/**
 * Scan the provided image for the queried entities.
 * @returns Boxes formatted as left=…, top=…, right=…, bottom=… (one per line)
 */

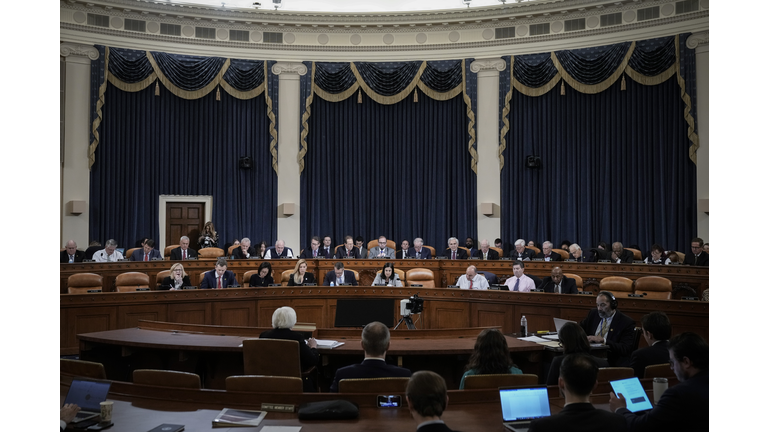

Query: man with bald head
left=540, top=267, right=578, bottom=294
left=472, top=239, right=500, bottom=260
left=610, top=242, right=634, bottom=264
left=264, top=239, right=294, bottom=259
left=61, top=240, right=85, bottom=263
left=456, top=265, right=489, bottom=290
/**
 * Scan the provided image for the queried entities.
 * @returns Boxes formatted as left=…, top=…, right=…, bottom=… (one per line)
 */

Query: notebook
left=63, top=379, right=112, bottom=424
left=610, top=377, right=653, bottom=413
left=500, top=386, right=551, bottom=431
left=541, top=318, right=576, bottom=340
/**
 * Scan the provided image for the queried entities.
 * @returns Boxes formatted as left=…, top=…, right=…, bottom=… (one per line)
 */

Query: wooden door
left=166, top=202, right=204, bottom=247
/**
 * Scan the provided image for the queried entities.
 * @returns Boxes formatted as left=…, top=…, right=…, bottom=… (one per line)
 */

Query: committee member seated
left=170, top=236, right=198, bottom=260
left=287, top=259, right=315, bottom=286
left=200, top=258, right=239, bottom=289
left=300, top=236, right=323, bottom=259
left=323, top=262, right=358, bottom=286
left=472, top=239, right=499, bottom=260
left=264, top=240, right=294, bottom=259
left=459, top=328, right=522, bottom=389
left=644, top=244, right=670, bottom=265
left=335, top=236, right=361, bottom=259
left=160, top=263, right=192, bottom=290
left=260, top=306, right=319, bottom=392
left=509, top=239, right=535, bottom=261
left=443, top=237, right=468, bottom=260
left=372, top=262, right=402, bottom=286
left=568, top=243, right=591, bottom=262
left=610, top=332, right=709, bottom=432
left=232, top=237, right=257, bottom=259
left=609, top=242, right=634, bottom=264
left=249, top=261, right=274, bottom=287
left=408, top=238, right=432, bottom=259
left=320, top=235, right=334, bottom=258
left=682, top=237, right=709, bottom=266
left=397, top=239, right=411, bottom=259
left=355, top=236, right=368, bottom=260
left=540, top=267, right=578, bottom=294
left=92, top=239, right=124, bottom=262
left=130, top=238, right=162, bottom=261
left=61, top=240, right=85, bottom=263
left=503, top=260, right=535, bottom=292
left=406, top=371, right=456, bottom=432
left=84, top=241, right=102, bottom=260
left=532, top=353, right=627, bottom=432
left=368, top=236, right=395, bottom=259
left=457, top=265, right=489, bottom=290
left=579, top=291, right=635, bottom=367
left=545, top=322, right=609, bottom=385
left=536, top=241, right=562, bottom=261
left=329, top=321, right=411, bottom=392
left=630, top=311, right=671, bottom=377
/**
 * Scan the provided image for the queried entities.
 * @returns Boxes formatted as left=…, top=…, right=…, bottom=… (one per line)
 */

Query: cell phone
left=86, top=422, right=114, bottom=430
left=377, top=395, right=402, bottom=408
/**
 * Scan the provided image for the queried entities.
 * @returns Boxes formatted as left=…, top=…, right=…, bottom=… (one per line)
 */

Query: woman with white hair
left=259, top=306, right=319, bottom=389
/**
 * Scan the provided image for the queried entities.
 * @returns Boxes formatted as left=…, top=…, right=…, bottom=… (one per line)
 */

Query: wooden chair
left=164, top=244, right=178, bottom=260
left=226, top=244, right=240, bottom=257
left=225, top=375, right=303, bottom=393
left=375, top=269, right=406, bottom=283
left=599, top=276, right=633, bottom=296
left=406, top=268, right=435, bottom=287
left=633, top=276, right=672, bottom=300
left=281, top=269, right=293, bottom=286
left=626, top=248, right=643, bottom=261
left=367, top=239, right=396, bottom=251
left=338, top=377, right=411, bottom=393
left=490, top=247, right=504, bottom=258
left=458, top=246, right=470, bottom=256
left=67, top=273, right=103, bottom=294
left=423, top=245, right=436, bottom=258
left=60, top=359, right=106, bottom=379
left=155, top=270, right=171, bottom=288
left=198, top=270, right=211, bottom=286
left=668, top=251, right=685, bottom=263
left=596, top=367, right=634, bottom=382
left=132, top=369, right=201, bottom=389
left=552, top=248, right=570, bottom=260
left=643, top=363, right=675, bottom=379
left=243, top=270, right=258, bottom=287
left=115, top=272, right=150, bottom=292
left=462, top=373, right=538, bottom=390
left=526, top=246, right=540, bottom=255
left=198, top=247, right=225, bottom=259
left=242, top=339, right=301, bottom=378
left=125, top=247, right=140, bottom=259
left=564, top=273, right=583, bottom=291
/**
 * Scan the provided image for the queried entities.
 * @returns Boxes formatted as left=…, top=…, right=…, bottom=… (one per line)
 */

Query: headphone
left=598, top=290, right=618, bottom=309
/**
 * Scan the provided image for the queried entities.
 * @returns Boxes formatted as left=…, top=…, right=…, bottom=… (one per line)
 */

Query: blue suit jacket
left=407, top=247, right=432, bottom=259
left=200, top=270, right=239, bottom=289
left=129, top=249, right=163, bottom=261
left=323, top=270, right=358, bottom=286
left=330, top=359, right=411, bottom=392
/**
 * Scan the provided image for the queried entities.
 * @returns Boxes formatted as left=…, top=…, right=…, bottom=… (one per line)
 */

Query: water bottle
left=330, top=281, right=335, bottom=287
left=520, top=315, right=528, bottom=336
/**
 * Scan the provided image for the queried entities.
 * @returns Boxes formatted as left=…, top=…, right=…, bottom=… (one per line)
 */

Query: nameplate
left=436, top=256, right=447, bottom=260
left=579, top=291, right=593, bottom=295
left=260, top=403, right=295, bottom=413
left=469, top=257, right=480, bottom=260
left=339, top=283, right=352, bottom=286
left=268, top=283, right=282, bottom=287
left=374, top=284, right=386, bottom=286
left=627, top=293, right=643, bottom=298
left=186, top=257, right=197, bottom=260
left=86, top=289, right=102, bottom=293
left=118, top=259, right=129, bottom=262
left=565, top=259, right=576, bottom=262
left=531, top=289, right=544, bottom=292
left=411, top=284, right=423, bottom=287
left=532, top=258, right=544, bottom=261
left=500, top=257, right=511, bottom=261
left=249, top=257, right=259, bottom=259
left=598, top=259, right=611, bottom=263
left=151, top=257, right=162, bottom=261
left=447, top=285, right=459, bottom=289
left=182, top=286, right=197, bottom=290
left=136, top=288, right=150, bottom=292
left=489, top=285, right=500, bottom=290
left=682, top=296, right=699, bottom=301
left=668, top=262, right=681, bottom=265
left=304, top=283, right=317, bottom=286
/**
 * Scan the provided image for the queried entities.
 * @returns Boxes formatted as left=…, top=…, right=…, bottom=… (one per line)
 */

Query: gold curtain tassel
left=560, top=79, right=565, bottom=96
left=357, top=88, right=362, bottom=104
left=216, top=85, right=221, bottom=101
left=154, top=79, right=160, bottom=96
left=413, top=88, right=419, bottom=103
left=621, top=73, right=626, bottom=91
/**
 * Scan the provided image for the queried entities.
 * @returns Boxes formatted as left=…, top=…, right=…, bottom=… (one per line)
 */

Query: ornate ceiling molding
left=60, top=42, right=100, bottom=59
left=272, top=62, right=308, bottom=76
left=685, top=30, right=708, bottom=49
left=470, top=58, right=507, bottom=73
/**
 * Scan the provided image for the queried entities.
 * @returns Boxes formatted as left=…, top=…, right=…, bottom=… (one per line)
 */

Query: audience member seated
left=457, top=265, right=489, bottom=290
left=459, top=328, right=522, bottom=389
left=472, top=239, right=499, bottom=260
left=264, top=239, right=294, bottom=259
left=644, top=244, right=670, bottom=265
left=330, top=321, right=411, bottom=392
left=630, top=311, right=671, bottom=378
left=546, top=322, right=609, bottom=385
left=129, top=238, right=162, bottom=261
left=503, top=261, right=535, bottom=292
left=536, top=241, right=562, bottom=261
left=200, top=258, right=239, bottom=289
left=682, top=237, right=709, bottom=266
left=540, top=266, right=578, bottom=294
left=355, top=236, right=368, bottom=260
left=287, top=259, right=315, bottom=286
left=170, top=236, right=198, bottom=260
left=703, top=242, right=709, bottom=253
left=299, top=236, right=323, bottom=259
left=323, top=262, right=358, bottom=286
left=256, top=240, right=268, bottom=258
left=532, top=353, right=627, bottom=432
left=84, top=241, right=102, bottom=260
left=320, top=236, right=334, bottom=258
left=160, top=263, right=192, bottom=290
left=609, top=242, right=634, bottom=264
left=92, top=239, right=124, bottom=262
left=610, top=332, right=709, bottom=431
left=408, top=238, right=433, bottom=259
left=407, top=371, right=456, bottom=432
left=373, top=262, right=403, bottom=287
left=568, top=243, right=591, bottom=262
left=335, top=236, right=361, bottom=259
left=465, top=237, right=477, bottom=257
left=232, top=237, right=257, bottom=259
left=560, top=240, right=572, bottom=252
left=198, top=221, right=218, bottom=249
left=61, top=240, right=85, bottom=263
left=443, top=237, right=468, bottom=260
left=509, top=239, right=535, bottom=261
left=397, top=239, right=411, bottom=259
left=249, top=261, right=274, bottom=287
left=260, top=306, right=319, bottom=391
left=368, top=236, right=396, bottom=258
left=579, top=291, right=635, bottom=367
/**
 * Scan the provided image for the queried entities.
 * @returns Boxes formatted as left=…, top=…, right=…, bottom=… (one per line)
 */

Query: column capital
left=686, top=31, right=709, bottom=53
left=470, top=58, right=506, bottom=74
left=271, top=62, right=308, bottom=76
left=60, top=42, right=100, bottom=61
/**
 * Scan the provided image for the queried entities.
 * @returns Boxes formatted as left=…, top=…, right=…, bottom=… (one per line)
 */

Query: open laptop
left=63, top=379, right=112, bottom=424
left=499, top=386, right=551, bottom=431
left=541, top=318, right=576, bottom=340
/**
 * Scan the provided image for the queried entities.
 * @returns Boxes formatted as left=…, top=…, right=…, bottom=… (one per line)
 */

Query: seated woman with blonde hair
left=160, top=263, right=192, bottom=290
left=287, top=259, right=315, bottom=286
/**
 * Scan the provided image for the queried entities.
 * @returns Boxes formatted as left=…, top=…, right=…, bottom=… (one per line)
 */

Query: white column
left=60, top=43, right=98, bottom=249
left=470, top=58, right=506, bottom=243
left=687, top=31, right=709, bottom=242
left=272, top=62, right=308, bottom=251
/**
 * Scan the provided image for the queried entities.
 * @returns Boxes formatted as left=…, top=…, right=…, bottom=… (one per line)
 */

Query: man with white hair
left=472, top=239, right=499, bottom=260
left=568, top=243, right=591, bottom=262
left=456, top=265, right=489, bottom=290
left=264, top=239, right=294, bottom=259
left=443, top=237, right=468, bottom=260
left=509, top=239, right=535, bottom=261
left=259, top=306, right=319, bottom=391
left=408, top=238, right=432, bottom=259
left=61, top=240, right=85, bottom=263
left=92, top=239, right=124, bottom=262
left=536, top=241, right=562, bottom=261
left=170, top=236, right=198, bottom=260
left=232, top=237, right=257, bottom=259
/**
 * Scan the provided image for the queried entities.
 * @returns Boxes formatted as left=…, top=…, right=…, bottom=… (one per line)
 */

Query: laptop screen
left=499, top=387, right=551, bottom=422
left=609, top=377, right=653, bottom=413
left=63, top=379, right=112, bottom=412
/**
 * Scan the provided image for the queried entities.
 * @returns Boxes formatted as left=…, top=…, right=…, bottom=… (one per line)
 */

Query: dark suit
left=579, top=309, right=636, bottom=367
left=323, top=270, right=358, bottom=286
left=129, top=249, right=163, bottom=261
left=200, top=270, right=239, bottom=289
left=617, top=371, right=708, bottom=432
left=545, top=354, right=609, bottom=385
left=610, top=250, right=634, bottom=264
left=249, top=274, right=274, bottom=287
left=396, top=249, right=410, bottom=259
left=259, top=328, right=319, bottom=373
left=539, top=276, right=578, bottom=294
left=320, top=247, right=334, bottom=258
left=300, top=248, right=324, bottom=259
left=232, top=246, right=257, bottom=259
left=529, top=403, right=627, bottom=432
left=287, top=273, right=316, bottom=286
left=408, top=247, right=432, bottom=259
left=535, top=252, right=562, bottom=261
left=170, top=247, right=198, bottom=261
left=329, top=359, right=411, bottom=392
left=568, top=253, right=593, bottom=263
left=84, top=246, right=101, bottom=260
left=630, top=340, right=669, bottom=378
left=335, top=246, right=360, bottom=259
left=443, top=248, right=469, bottom=260
left=60, top=250, right=85, bottom=263
left=471, top=248, right=499, bottom=260
left=682, top=251, right=708, bottom=267
left=509, top=248, right=536, bottom=261
left=160, top=275, right=192, bottom=290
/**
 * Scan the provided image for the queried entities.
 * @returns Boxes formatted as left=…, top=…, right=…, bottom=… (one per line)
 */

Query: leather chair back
left=405, top=268, right=434, bottom=287
left=67, top=273, right=103, bottom=294
left=634, top=276, right=672, bottom=299
left=133, top=369, right=201, bottom=389
left=626, top=248, right=643, bottom=261
left=366, top=239, right=396, bottom=251
left=125, top=247, right=140, bottom=259
left=527, top=246, right=540, bottom=255
left=338, top=377, right=411, bottom=393
left=597, top=367, right=634, bottom=382
left=243, top=339, right=301, bottom=378
left=60, top=359, right=106, bottom=379
left=490, top=247, right=504, bottom=257
left=164, top=245, right=178, bottom=260
left=599, top=276, right=633, bottom=294
left=281, top=269, right=293, bottom=286
left=155, top=270, right=171, bottom=288
left=227, top=244, right=240, bottom=257
left=552, top=248, right=569, bottom=260
left=462, top=373, right=538, bottom=390
left=423, top=245, right=436, bottom=258
left=225, top=375, right=303, bottom=393
left=198, top=247, right=225, bottom=259
left=643, top=363, right=675, bottom=379
left=564, top=273, right=583, bottom=291
left=115, top=272, right=150, bottom=292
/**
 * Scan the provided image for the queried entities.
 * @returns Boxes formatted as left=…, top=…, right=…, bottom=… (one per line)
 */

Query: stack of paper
left=212, top=408, right=267, bottom=428
left=314, top=339, right=345, bottom=349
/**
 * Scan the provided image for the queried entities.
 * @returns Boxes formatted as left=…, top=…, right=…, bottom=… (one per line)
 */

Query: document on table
left=518, top=336, right=552, bottom=343
left=261, top=427, right=302, bottom=432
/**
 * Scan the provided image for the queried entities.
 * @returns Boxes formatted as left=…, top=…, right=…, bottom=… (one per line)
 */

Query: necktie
left=513, top=278, right=520, bottom=291
left=69, top=255, right=74, bottom=263
left=217, top=276, right=222, bottom=289
left=325, top=248, right=329, bottom=256
left=417, top=251, right=421, bottom=259
left=469, top=278, right=473, bottom=290
left=599, top=319, right=608, bottom=338
left=313, top=249, right=317, bottom=258
left=144, top=252, right=149, bottom=262
left=694, top=255, right=698, bottom=265
left=556, top=283, right=561, bottom=294
left=483, top=252, right=487, bottom=260
left=183, top=250, right=187, bottom=260
left=452, top=251, right=456, bottom=260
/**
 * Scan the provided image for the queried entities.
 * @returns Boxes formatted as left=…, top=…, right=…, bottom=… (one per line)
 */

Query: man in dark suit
left=536, top=241, right=562, bottom=261
left=610, top=242, right=634, bottom=264
left=630, top=311, right=671, bottom=377
left=472, top=239, right=499, bottom=260
left=530, top=353, right=627, bottom=432
left=232, top=237, right=257, bottom=259
left=200, top=258, right=239, bottom=288
left=682, top=237, right=709, bottom=266
left=329, top=321, right=411, bottom=392
left=397, top=239, right=411, bottom=259
left=509, top=239, right=536, bottom=261
left=408, top=238, right=432, bottom=259
left=323, top=262, right=358, bottom=286
left=300, top=236, right=324, bottom=259
left=540, top=267, right=578, bottom=294
left=611, top=332, right=709, bottom=432
left=335, top=236, right=360, bottom=259
left=129, top=239, right=163, bottom=261
left=319, top=235, right=334, bottom=258
left=568, top=243, right=592, bottom=262
left=580, top=291, right=636, bottom=367
left=170, top=236, right=198, bottom=260
left=443, top=237, right=468, bottom=260
left=61, top=240, right=85, bottom=263
left=407, top=371, right=456, bottom=432
left=465, top=237, right=477, bottom=258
